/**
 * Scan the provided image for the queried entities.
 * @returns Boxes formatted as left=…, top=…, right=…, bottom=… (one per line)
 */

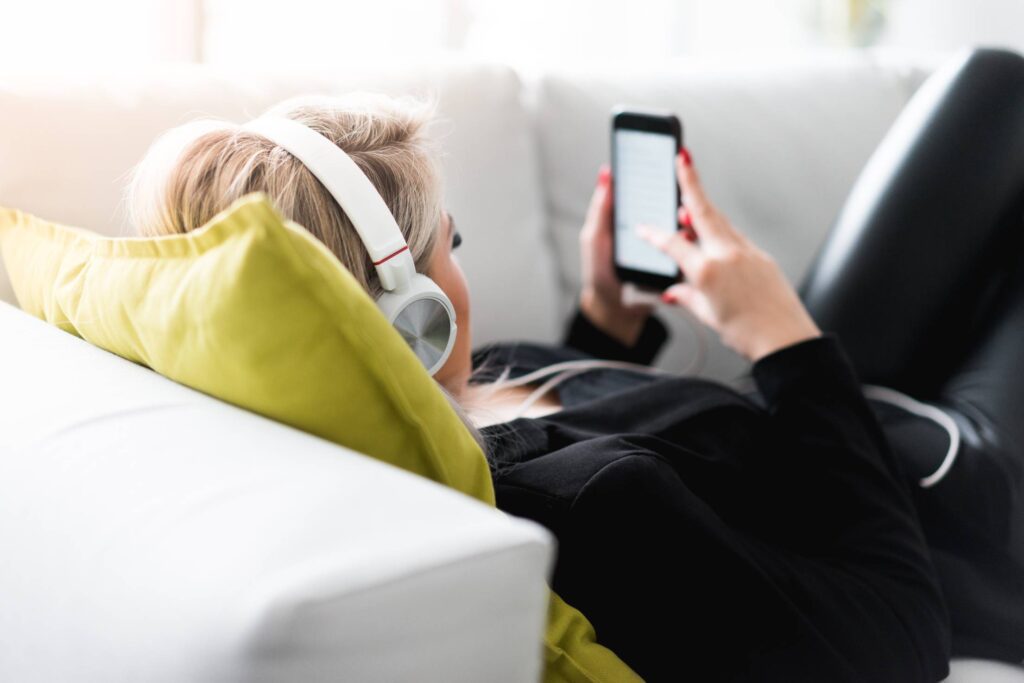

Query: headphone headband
left=241, top=113, right=457, bottom=376
left=241, top=116, right=415, bottom=291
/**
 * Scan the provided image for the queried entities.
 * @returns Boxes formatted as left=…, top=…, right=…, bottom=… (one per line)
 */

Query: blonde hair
left=122, top=92, right=494, bottom=454
left=126, top=93, right=441, bottom=299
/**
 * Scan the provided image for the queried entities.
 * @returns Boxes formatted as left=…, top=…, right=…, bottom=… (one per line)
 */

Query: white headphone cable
left=860, top=384, right=961, bottom=489
left=504, top=304, right=709, bottom=419
left=509, top=368, right=592, bottom=420
left=498, top=332, right=961, bottom=489
left=501, top=358, right=675, bottom=390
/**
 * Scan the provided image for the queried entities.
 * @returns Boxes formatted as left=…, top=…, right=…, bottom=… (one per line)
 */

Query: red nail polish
left=679, top=207, right=692, bottom=228
left=597, top=165, right=611, bottom=185
left=680, top=147, right=692, bottom=167
left=660, top=291, right=676, bottom=303
left=684, top=226, right=698, bottom=242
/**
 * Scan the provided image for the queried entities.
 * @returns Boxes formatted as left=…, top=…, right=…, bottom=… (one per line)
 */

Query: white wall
left=882, top=0, right=1024, bottom=53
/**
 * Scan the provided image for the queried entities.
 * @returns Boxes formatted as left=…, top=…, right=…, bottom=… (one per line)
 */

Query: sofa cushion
left=0, top=193, right=496, bottom=503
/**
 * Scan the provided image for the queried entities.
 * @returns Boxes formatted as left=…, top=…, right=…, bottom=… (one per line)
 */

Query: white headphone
left=241, top=116, right=458, bottom=376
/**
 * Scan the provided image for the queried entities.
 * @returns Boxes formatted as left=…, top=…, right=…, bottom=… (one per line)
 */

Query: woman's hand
left=579, top=164, right=653, bottom=346
left=637, top=150, right=821, bottom=362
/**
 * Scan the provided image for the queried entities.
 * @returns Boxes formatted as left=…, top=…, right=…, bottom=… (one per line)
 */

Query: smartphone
left=611, top=107, right=683, bottom=290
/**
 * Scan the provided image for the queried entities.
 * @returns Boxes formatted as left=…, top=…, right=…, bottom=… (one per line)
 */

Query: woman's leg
left=924, top=262, right=1024, bottom=661
left=799, top=45, right=1024, bottom=539
left=799, top=47, right=1024, bottom=396
left=798, top=47, right=1024, bottom=660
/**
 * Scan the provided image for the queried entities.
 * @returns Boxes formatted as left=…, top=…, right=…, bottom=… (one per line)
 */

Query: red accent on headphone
left=372, top=245, right=409, bottom=266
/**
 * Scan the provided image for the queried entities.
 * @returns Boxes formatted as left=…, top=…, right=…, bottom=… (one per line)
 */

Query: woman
left=126, top=48, right=1024, bottom=681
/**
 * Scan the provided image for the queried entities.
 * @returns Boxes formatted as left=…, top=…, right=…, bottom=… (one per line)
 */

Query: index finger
left=676, top=151, right=712, bottom=220
left=585, top=164, right=606, bottom=222
left=676, top=151, right=740, bottom=246
left=635, top=223, right=702, bottom=277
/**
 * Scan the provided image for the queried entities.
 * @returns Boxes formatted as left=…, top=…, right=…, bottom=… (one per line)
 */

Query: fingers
left=660, top=282, right=693, bottom=306
left=635, top=223, right=701, bottom=276
left=675, top=149, right=742, bottom=247
left=677, top=206, right=697, bottom=242
left=660, top=282, right=716, bottom=330
left=676, top=150, right=712, bottom=222
left=582, top=164, right=612, bottom=236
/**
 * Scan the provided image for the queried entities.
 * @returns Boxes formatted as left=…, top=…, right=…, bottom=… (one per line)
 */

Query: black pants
left=799, top=47, right=1024, bottom=661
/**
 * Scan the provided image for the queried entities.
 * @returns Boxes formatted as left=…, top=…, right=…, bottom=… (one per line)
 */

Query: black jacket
left=471, top=310, right=951, bottom=683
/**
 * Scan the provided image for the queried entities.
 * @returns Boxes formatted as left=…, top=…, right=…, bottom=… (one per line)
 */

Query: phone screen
left=613, top=128, right=678, bottom=277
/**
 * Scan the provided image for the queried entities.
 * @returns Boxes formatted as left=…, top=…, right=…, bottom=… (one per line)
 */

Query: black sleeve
left=561, top=306, right=669, bottom=365
left=750, top=332, right=951, bottom=682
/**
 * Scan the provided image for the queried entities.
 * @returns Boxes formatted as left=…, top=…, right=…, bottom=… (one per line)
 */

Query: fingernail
left=680, top=147, right=692, bottom=167
left=597, top=164, right=611, bottom=185
left=679, top=207, right=692, bottom=228
left=684, top=226, right=698, bottom=242
left=660, top=291, right=676, bottom=303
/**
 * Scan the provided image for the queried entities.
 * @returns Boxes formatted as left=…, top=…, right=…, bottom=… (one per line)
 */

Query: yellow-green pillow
left=0, top=193, right=641, bottom=683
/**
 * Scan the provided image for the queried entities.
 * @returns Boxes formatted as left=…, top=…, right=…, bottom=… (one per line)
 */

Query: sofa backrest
left=0, top=302, right=553, bottom=682
left=0, top=54, right=938, bottom=382
left=0, top=61, right=562, bottom=347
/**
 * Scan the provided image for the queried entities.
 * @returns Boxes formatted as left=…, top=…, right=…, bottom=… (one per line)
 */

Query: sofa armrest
left=0, top=302, right=554, bottom=682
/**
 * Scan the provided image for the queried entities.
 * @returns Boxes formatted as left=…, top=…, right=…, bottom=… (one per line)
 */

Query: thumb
left=595, top=166, right=613, bottom=231
left=584, top=164, right=612, bottom=229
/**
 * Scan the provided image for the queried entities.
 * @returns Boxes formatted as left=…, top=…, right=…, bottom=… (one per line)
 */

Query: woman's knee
left=930, top=48, right=1024, bottom=150
left=959, top=47, right=1024, bottom=86
left=920, top=46, right=1024, bottom=140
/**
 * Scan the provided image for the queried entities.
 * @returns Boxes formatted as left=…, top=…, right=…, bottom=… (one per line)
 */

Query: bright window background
left=0, top=0, right=202, bottom=66
left=0, top=0, right=1020, bottom=70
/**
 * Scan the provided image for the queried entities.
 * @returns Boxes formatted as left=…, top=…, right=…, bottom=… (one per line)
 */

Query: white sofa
left=1, top=51, right=1021, bottom=681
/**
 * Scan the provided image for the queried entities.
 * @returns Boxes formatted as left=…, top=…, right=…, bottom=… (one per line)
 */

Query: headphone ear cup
left=376, top=274, right=457, bottom=376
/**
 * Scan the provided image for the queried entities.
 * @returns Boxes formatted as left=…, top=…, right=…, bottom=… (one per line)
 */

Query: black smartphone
left=611, top=107, right=684, bottom=290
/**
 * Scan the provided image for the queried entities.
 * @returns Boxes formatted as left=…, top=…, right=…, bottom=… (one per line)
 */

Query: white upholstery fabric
left=0, top=55, right=937, bottom=376
left=0, top=303, right=553, bottom=683
left=946, top=660, right=1024, bottom=682
left=0, top=61, right=561, bottom=346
